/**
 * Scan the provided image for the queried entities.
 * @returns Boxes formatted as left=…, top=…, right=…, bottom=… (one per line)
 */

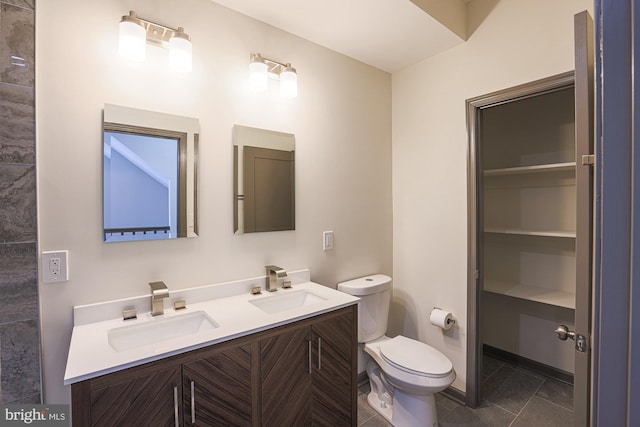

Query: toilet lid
left=379, top=336, right=453, bottom=377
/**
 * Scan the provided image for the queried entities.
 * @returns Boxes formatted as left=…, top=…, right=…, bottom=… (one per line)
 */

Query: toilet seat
left=378, top=336, right=453, bottom=378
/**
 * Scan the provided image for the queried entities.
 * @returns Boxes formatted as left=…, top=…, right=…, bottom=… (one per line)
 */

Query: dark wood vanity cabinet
left=310, top=310, right=354, bottom=426
left=71, top=305, right=357, bottom=427
left=182, top=342, right=256, bottom=426
left=261, top=322, right=313, bottom=425
left=71, top=361, right=182, bottom=426
left=260, top=308, right=355, bottom=426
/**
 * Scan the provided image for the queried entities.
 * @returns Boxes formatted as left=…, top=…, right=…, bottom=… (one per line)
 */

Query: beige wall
left=391, top=0, right=592, bottom=392
left=36, top=0, right=392, bottom=403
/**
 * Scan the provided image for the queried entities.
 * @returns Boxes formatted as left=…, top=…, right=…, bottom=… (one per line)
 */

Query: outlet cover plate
left=42, top=250, right=69, bottom=283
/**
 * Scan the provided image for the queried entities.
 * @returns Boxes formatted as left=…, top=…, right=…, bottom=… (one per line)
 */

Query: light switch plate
left=42, top=250, right=69, bottom=283
left=323, top=231, right=334, bottom=251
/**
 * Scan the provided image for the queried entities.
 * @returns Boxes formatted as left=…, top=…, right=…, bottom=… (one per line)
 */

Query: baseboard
left=440, top=386, right=466, bottom=405
left=483, top=344, right=574, bottom=385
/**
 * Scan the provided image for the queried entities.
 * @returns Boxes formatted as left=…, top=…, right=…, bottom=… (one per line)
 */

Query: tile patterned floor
left=357, top=355, right=574, bottom=427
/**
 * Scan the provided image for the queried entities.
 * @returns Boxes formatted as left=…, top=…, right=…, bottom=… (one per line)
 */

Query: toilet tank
left=337, top=275, right=392, bottom=343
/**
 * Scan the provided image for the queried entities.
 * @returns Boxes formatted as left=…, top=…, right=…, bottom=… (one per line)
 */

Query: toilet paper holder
left=430, top=307, right=456, bottom=329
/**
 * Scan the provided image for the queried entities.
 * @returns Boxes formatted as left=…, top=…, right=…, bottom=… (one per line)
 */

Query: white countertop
left=64, top=271, right=359, bottom=385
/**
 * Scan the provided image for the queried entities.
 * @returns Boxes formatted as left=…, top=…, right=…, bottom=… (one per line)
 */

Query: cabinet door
left=261, top=324, right=312, bottom=426
left=79, top=364, right=182, bottom=427
left=183, top=343, right=255, bottom=426
left=311, top=310, right=356, bottom=427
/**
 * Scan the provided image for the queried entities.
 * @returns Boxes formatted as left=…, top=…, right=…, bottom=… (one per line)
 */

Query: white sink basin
left=108, top=311, right=218, bottom=352
left=250, top=290, right=327, bottom=314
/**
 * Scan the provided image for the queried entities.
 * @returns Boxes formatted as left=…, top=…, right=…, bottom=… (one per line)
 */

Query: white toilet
left=338, top=275, right=455, bottom=427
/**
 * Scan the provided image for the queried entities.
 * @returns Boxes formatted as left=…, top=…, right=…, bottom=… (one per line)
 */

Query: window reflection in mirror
left=233, top=125, right=295, bottom=234
left=103, top=104, right=199, bottom=242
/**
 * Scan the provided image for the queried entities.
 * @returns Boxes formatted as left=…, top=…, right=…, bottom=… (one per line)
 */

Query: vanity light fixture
left=118, top=11, right=192, bottom=72
left=249, top=53, right=298, bottom=98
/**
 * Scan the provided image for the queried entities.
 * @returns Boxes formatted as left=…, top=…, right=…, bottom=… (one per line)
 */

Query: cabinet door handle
left=318, top=337, right=322, bottom=371
left=191, top=380, right=196, bottom=424
left=308, top=340, right=313, bottom=374
left=173, top=386, right=179, bottom=427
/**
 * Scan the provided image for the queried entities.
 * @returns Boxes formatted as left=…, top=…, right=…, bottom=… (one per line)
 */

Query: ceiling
left=210, top=0, right=469, bottom=73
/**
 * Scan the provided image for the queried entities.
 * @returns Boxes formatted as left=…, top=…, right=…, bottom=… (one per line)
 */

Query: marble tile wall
left=0, top=0, right=40, bottom=405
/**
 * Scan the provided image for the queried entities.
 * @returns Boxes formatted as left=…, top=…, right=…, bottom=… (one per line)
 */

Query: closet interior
left=479, top=83, right=577, bottom=376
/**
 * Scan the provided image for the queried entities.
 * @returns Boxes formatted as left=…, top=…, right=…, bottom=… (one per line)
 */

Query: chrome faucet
left=149, top=281, right=169, bottom=316
left=265, top=265, right=287, bottom=292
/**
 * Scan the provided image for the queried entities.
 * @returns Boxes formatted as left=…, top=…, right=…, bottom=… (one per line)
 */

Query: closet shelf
left=483, top=162, right=576, bottom=176
left=484, top=280, right=575, bottom=309
left=484, top=227, right=576, bottom=238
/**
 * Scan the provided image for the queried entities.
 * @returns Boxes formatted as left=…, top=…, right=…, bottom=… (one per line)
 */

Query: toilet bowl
left=337, top=275, right=455, bottom=427
left=364, top=336, right=455, bottom=426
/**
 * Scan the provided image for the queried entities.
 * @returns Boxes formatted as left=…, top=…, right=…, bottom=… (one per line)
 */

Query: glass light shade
left=279, top=67, right=297, bottom=98
left=119, top=19, right=146, bottom=62
left=249, top=60, right=268, bottom=92
left=169, top=33, right=192, bottom=72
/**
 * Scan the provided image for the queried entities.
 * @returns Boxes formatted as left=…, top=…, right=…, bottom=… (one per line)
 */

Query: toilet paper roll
left=430, top=308, right=455, bottom=330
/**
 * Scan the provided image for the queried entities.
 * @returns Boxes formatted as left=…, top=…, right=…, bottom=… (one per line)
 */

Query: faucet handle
left=149, top=281, right=169, bottom=298
left=123, top=307, right=137, bottom=321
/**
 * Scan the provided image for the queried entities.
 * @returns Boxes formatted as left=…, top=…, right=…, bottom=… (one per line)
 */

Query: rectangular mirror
left=233, top=125, right=295, bottom=234
left=103, top=104, right=199, bottom=242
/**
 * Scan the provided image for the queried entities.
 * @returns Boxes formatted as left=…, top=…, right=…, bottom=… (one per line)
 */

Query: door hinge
left=581, top=154, right=595, bottom=165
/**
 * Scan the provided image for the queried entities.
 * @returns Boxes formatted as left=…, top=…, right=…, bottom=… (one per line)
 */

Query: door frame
left=465, top=72, right=576, bottom=408
left=591, top=0, right=640, bottom=425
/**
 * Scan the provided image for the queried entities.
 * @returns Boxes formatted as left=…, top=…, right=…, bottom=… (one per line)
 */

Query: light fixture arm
left=250, top=53, right=294, bottom=79
left=122, top=11, right=189, bottom=47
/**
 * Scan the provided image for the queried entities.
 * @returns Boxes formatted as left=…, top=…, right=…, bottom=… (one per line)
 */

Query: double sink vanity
left=94, top=103, right=350, bottom=425
left=65, top=269, right=359, bottom=426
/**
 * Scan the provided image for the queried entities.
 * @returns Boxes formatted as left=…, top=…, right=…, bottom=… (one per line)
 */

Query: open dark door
left=243, top=146, right=295, bottom=233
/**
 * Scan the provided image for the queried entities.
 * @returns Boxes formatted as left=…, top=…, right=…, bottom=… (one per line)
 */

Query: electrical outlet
left=42, top=250, right=69, bottom=283
left=49, top=257, right=61, bottom=276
